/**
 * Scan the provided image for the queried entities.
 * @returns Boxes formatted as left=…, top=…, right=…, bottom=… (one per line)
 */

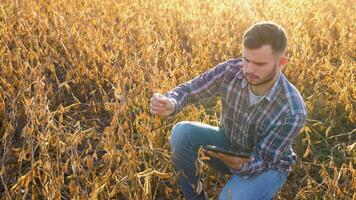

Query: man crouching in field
left=150, top=21, right=307, bottom=200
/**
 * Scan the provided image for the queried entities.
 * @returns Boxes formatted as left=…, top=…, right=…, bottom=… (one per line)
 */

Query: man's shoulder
left=218, top=58, right=244, bottom=79
left=279, top=75, right=308, bottom=117
left=224, top=58, right=243, bottom=66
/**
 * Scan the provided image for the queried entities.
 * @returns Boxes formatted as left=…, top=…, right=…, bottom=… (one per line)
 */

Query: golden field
left=0, top=0, right=355, bottom=199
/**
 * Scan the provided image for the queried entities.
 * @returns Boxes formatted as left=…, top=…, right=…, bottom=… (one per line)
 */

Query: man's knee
left=170, top=121, right=192, bottom=149
left=219, top=184, right=253, bottom=200
left=219, top=170, right=287, bottom=200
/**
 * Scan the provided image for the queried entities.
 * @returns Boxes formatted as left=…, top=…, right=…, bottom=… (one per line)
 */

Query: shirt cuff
left=167, top=98, right=178, bottom=117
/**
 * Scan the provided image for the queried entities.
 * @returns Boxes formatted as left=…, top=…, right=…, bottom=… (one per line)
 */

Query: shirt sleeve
left=164, top=60, right=238, bottom=116
left=230, top=114, right=307, bottom=175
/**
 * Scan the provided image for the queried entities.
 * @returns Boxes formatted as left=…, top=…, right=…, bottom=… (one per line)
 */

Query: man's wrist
left=169, top=98, right=178, bottom=116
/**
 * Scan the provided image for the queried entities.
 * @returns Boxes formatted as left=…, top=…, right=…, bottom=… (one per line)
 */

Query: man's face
left=241, top=45, right=281, bottom=86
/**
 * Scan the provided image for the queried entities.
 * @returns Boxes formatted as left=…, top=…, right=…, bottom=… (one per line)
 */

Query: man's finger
left=224, top=154, right=252, bottom=163
left=151, top=106, right=165, bottom=111
left=207, top=151, right=220, bottom=159
left=155, top=98, right=168, bottom=105
left=151, top=101, right=164, bottom=107
left=208, top=151, right=253, bottom=163
left=150, top=109, right=162, bottom=115
left=153, top=93, right=163, bottom=99
left=151, top=97, right=168, bottom=106
left=236, top=156, right=253, bottom=162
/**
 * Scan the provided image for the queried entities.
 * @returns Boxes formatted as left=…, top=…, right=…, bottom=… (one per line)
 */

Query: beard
left=245, top=64, right=278, bottom=86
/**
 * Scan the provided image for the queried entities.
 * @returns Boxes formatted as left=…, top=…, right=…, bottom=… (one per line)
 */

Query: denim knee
left=169, top=121, right=191, bottom=150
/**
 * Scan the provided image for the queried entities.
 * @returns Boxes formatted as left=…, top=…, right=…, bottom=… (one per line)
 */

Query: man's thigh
left=219, top=169, right=289, bottom=200
left=170, top=121, right=232, bottom=174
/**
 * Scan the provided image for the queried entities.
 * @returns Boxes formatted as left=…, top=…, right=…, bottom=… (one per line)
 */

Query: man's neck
left=250, top=74, right=279, bottom=96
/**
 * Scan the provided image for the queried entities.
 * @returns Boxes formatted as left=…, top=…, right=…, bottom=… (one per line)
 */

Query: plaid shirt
left=164, top=58, right=307, bottom=176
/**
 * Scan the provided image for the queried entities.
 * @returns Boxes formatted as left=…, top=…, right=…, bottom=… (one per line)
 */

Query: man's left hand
left=206, top=151, right=254, bottom=170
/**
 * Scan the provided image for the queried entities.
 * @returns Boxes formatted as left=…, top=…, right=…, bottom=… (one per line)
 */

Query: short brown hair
left=243, top=21, right=287, bottom=55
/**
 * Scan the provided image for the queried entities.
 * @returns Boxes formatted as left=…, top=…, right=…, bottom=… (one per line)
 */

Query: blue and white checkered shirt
left=164, top=58, right=307, bottom=176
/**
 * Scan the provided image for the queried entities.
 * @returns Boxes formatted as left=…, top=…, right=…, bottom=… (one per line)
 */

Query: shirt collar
left=241, top=77, right=248, bottom=88
left=242, top=72, right=283, bottom=102
left=265, top=72, right=283, bottom=102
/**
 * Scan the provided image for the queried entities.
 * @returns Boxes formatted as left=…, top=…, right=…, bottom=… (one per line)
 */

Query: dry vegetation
left=0, top=0, right=355, bottom=199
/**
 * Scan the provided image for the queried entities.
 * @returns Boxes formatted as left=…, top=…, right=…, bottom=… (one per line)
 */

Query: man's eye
left=256, top=63, right=265, bottom=66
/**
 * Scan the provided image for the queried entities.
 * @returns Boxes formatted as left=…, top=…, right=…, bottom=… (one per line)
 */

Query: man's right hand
left=149, top=93, right=176, bottom=117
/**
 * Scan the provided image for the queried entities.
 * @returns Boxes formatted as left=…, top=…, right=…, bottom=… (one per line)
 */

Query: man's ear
left=279, top=56, right=288, bottom=69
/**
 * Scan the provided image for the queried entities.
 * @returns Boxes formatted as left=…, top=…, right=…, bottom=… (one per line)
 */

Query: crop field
left=0, top=0, right=355, bottom=199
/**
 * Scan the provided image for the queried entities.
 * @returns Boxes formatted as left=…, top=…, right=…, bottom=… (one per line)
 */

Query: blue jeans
left=170, top=121, right=289, bottom=200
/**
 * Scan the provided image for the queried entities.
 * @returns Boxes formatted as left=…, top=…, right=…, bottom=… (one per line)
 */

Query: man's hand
left=206, top=150, right=254, bottom=170
left=149, top=93, right=176, bottom=117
